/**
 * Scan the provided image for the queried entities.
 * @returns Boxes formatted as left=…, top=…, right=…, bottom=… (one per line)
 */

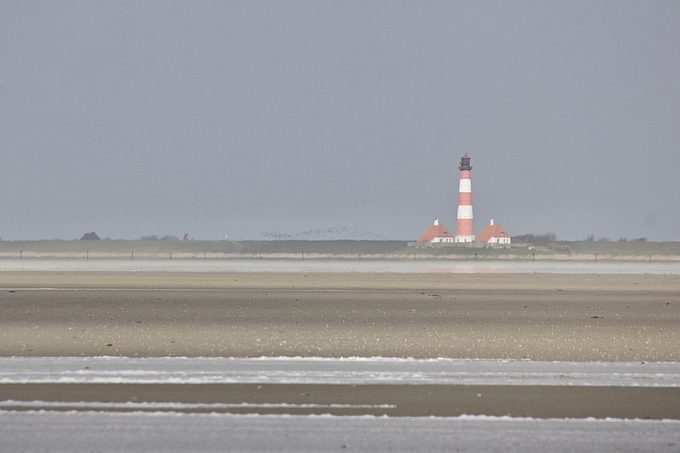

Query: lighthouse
left=455, top=153, right=475, bottom=243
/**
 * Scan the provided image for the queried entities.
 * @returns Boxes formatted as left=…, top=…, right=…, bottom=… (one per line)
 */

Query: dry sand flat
left=0, top=271, right=677, bottom=361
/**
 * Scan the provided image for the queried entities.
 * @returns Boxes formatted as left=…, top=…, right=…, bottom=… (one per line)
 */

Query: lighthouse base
left=407, top=241, right=490, bottom=248
left=454, top=235, right=476, bottom=243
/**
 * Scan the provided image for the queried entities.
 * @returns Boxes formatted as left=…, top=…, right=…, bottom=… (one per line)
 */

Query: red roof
left=417, top=219, right=453, bottom=242
left=475, top=220, right=510, bottom=242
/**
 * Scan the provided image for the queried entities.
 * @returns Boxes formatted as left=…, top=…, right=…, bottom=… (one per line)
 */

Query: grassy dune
left=240, top=240, right=407, bottom=255
left=0, top=240, right=238, bottom=258
left=0, top=240, right=405, bottom=259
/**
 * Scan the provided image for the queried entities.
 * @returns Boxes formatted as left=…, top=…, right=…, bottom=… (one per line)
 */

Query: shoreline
left=1, top=252, right=680, bottom=261
left=1, top=270, right=679, bottom=290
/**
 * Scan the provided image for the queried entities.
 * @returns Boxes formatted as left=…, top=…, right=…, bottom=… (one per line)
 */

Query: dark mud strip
left=1, top=384, right=679, bottom=419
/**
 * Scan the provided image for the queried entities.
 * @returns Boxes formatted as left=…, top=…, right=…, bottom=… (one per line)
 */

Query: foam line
left=0, top=401, right=396, bottom=410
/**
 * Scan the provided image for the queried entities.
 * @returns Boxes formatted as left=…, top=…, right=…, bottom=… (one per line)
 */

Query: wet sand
left=0, top=271, right=678, bottom=361
left=1, top=383, right=679, bottom=419
left=1, top=271, right=678, bottom=420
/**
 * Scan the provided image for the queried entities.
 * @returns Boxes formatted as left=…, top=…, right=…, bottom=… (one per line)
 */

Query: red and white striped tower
left=455, top=153, right=475, bottom=243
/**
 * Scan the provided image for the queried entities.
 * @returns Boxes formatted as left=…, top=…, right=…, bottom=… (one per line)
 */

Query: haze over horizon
left=1, top=1, right=679, bottom=241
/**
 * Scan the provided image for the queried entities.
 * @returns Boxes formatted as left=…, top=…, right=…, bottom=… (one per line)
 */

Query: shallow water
left=0, top=258, right=679, bottom=274
left=3, top=411, right=678, bottom=453
left=2, top=357, right=678, bottom=387
left=2, top=357, right=679, bottom=452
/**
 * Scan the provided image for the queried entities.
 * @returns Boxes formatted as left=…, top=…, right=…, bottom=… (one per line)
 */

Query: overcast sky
left=1, top=1, right=678, bottom=241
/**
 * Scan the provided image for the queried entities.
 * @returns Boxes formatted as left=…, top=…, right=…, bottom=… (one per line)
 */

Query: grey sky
left=1, top=1, right=678, bottom=240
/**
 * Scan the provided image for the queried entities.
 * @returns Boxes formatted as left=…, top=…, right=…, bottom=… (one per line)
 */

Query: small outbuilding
left=80, top=231, right=101, bottom=241
left=474, top=219, right=510, bottom=247
left=417, top=219, right=454, bottom=243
